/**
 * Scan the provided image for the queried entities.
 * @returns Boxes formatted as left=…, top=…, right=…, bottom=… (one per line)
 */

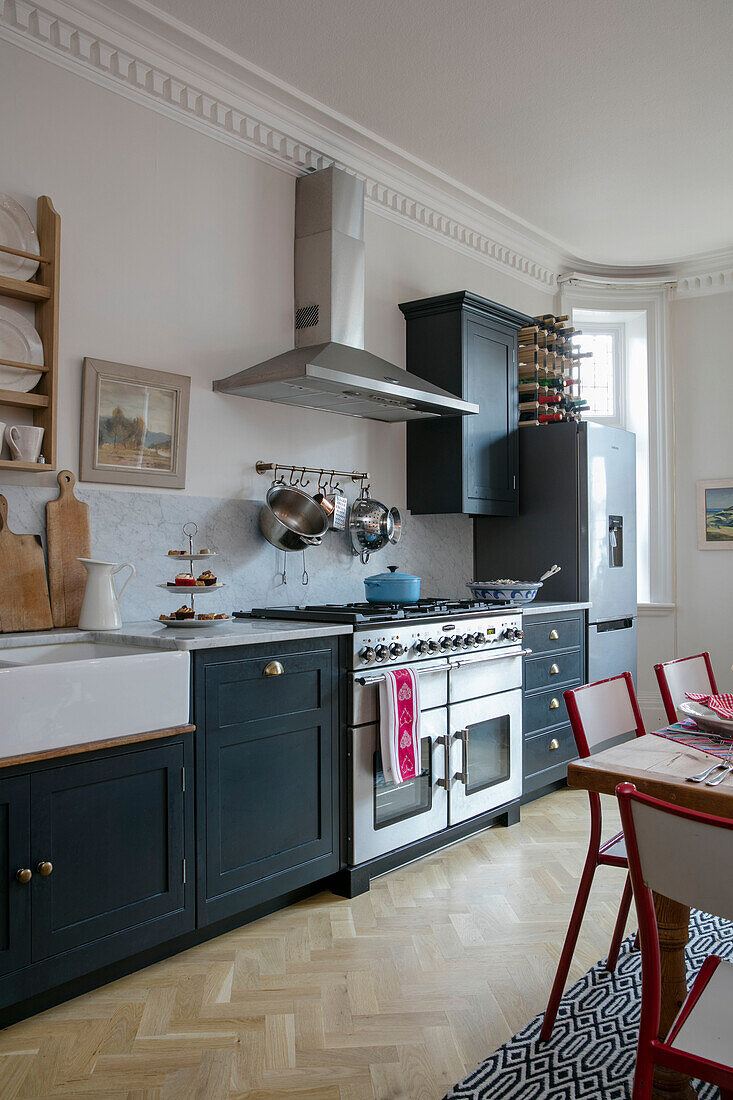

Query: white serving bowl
left=467, top=580, right=543, bottom=605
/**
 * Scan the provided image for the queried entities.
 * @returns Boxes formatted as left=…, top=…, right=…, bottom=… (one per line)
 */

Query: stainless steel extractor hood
left=213, top=166, right=479, bottom=422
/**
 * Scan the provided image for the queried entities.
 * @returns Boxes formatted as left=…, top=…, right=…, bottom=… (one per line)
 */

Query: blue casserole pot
left=364, top=566, right=421, bottom=604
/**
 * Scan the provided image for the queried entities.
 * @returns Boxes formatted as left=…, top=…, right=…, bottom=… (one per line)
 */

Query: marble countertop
left=0, top=619, right=353, bottom=652
left=521, top=601, right=592, bottom=616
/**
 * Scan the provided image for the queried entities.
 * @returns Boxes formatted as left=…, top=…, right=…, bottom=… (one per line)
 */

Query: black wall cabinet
left=195, top=638, right=340, bottom=926
left=399, top=292, right=532, bottom=516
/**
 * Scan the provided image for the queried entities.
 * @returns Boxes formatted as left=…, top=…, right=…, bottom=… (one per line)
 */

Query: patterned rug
left=444, top=910, right=733, bottom=1099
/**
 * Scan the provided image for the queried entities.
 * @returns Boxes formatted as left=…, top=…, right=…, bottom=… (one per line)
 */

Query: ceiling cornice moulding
left=0, top=0, right=565, bottom=292
left=2, top=0, right=731, bottom=298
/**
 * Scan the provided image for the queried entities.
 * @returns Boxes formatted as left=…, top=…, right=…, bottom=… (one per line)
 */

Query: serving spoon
left=537, top=564, right=562, bottom=583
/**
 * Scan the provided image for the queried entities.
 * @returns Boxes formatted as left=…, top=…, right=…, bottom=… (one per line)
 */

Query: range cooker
left=244, top=600, right=530, bottom=892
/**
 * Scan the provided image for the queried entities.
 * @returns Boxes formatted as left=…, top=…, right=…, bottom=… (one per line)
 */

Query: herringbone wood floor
left=0, top=787, right=635, bottom=1099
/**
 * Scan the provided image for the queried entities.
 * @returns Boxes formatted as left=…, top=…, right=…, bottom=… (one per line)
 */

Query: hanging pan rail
left=256, top=461, right=370, bottom=493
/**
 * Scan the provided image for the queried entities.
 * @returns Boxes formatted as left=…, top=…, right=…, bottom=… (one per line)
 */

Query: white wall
left=0, top=40, right=552, bottom=512
left=672, top=290, right=733, bottom=690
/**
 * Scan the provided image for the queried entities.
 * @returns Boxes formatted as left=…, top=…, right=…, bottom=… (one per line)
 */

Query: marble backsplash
left=0, top=485, right=474, bottom=622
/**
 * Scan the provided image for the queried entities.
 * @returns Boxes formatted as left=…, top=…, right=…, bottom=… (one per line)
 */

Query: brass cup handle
left=549, top=663, right=560, bottom=676
left=549, top=738, right=560, bottom=751
left=15, top=868, right=32, bottom=885
left=263, top=661, right=284, bottom=677
left=549, top=629, right=559, bottom=641
left=36, top=861, right=53, bottom=877
left=549, top=697, right=560, bottom=710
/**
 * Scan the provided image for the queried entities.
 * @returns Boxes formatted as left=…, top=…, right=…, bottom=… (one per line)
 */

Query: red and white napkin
left=379, top=667, right=421, bottom=784
left=686, top=692, right=733, bottom=721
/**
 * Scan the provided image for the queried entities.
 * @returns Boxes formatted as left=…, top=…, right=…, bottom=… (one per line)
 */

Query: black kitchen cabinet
left=0, top=733, right=195, bottom=1023
left=522, top=609, right=586, bottom=802
left=399, top=292, right=532, bottom=516
left=30, top=743, right=188, bottom=960
left=0, top=776, right=31, bottom=978
left=194, top=639, right=340, bottom=926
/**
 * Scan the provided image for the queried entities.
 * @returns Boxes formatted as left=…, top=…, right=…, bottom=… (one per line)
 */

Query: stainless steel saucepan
left=259, top=482, right=328, bottom=552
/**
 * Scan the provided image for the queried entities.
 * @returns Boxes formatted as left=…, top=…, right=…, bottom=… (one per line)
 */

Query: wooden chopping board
left=0, top=494, right=53, bottom=632
left=46, top=470, right=91, bottom=627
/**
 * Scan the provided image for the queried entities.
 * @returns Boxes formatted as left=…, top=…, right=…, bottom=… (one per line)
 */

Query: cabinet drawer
left=205, top=650, right=327, bottom=729
left=523, top=685, right=571, bottom=736
left=524, top=724, right=577, bottom=778
left=524, top=649, right=582, bottom=692
left=524, top=615, right=582, bottom=657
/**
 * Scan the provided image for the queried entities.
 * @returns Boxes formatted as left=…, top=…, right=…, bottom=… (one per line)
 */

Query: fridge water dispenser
left=608, top=515, right=624, bottom=568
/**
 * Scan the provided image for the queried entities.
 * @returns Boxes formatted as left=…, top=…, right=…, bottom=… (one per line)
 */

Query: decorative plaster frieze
left=674, top=266, right=733, bottom=298
left=0, top=0, right=560, bottom=291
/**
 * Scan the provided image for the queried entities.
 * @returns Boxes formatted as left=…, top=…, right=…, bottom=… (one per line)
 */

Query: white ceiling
left=147, top=0, right=732, bottom=265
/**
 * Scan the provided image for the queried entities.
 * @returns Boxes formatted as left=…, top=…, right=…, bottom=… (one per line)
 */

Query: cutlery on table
left=687, top=761, right=728, bottom=783
left=706, top=765, right=733, bottom=786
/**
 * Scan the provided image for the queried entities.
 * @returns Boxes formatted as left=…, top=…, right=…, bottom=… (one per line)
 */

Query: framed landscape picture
left=81, top=358, right=190, bottom=488
left=697, top=479, right=733, bottom=550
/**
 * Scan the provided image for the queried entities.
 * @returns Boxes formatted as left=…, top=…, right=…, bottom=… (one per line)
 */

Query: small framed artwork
left=80, top=358, right=190, bottom=488
left=697, top=479, right=733, bottom=550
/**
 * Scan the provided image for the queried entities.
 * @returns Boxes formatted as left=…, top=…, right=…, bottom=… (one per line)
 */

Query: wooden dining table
left=568, top=731, right=733, bottom=1100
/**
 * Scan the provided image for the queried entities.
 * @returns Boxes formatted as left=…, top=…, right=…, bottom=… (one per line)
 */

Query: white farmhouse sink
left=0, top=642, right=190, bottom=757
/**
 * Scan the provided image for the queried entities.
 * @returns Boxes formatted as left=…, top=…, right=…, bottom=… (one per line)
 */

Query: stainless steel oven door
left=349, top=707, right=448, bottom=865
left=448, top=687, right=522, bottom=826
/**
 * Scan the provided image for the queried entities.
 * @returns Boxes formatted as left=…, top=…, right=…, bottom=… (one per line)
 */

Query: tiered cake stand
left=157, top=521, right=229, bottom=628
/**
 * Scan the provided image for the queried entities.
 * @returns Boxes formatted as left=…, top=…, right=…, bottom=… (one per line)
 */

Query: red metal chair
left=654, top=652, right=719, bottom=725
left=617, top=782, right=733, bottom=1100
left=541, top=672, right=646, bottom=1041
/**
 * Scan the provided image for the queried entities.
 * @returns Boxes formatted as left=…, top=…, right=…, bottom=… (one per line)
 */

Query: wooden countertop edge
left=0, top=723, right=195, bottom=769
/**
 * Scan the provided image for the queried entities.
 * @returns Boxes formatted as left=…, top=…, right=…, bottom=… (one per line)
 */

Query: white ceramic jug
left=78, top=558, right=135, bottom=630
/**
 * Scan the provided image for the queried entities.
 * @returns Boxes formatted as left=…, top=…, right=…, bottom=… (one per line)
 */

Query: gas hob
left=244, top=598, right=515, bottom=627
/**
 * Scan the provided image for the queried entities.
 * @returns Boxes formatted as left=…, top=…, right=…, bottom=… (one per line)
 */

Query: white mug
left=7, top=424, right=44, bottom=463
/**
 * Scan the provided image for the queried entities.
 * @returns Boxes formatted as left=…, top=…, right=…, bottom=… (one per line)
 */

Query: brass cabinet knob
left=549, top=663, right=560, bottom=676
left=549, top=738, right=560, bottom=751
left=549, top=697, right=560, bottom=710
left=263, top=661, right=284, bottom=677
left=549, top=629, right=559, bottom=641
left=15, top=868, right=32, bottom=885
left=36, top=861, right=53, bottom=877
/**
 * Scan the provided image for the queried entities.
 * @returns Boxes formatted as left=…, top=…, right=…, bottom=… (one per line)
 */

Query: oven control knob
left=374, top=645, right=389, bottom=662
left=414, top=640, right=430, bottom=655
left=474, top=632, right=486, bottom=645
left=463, top=633, right=476, bottom=647
left=389, top=642, right=405, bottom=658
left=359, top=646, right=375, bottom=664
left=515, top=627, right=524, bottom=640
left=501, top=627, right=515, bottom=641
left=452, top=635, right=464, bottom=649
left=428, top=639, right=440, bottom=653
left=440, top=636, right=453, bottom=651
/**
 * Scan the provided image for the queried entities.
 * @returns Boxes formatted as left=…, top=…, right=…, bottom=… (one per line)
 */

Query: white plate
left=157, top=617, right=230, bottom=629
left=0, top=195, right=40, bottom=281
left=679, top=701, right=733, bottom=738
left=158, top=582, right=225, bottom=593
left=0, top=304, right=43, bottom=391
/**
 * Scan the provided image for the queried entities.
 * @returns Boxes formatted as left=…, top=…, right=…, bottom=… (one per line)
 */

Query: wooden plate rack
left=0, top=196, right=59, bottom=471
